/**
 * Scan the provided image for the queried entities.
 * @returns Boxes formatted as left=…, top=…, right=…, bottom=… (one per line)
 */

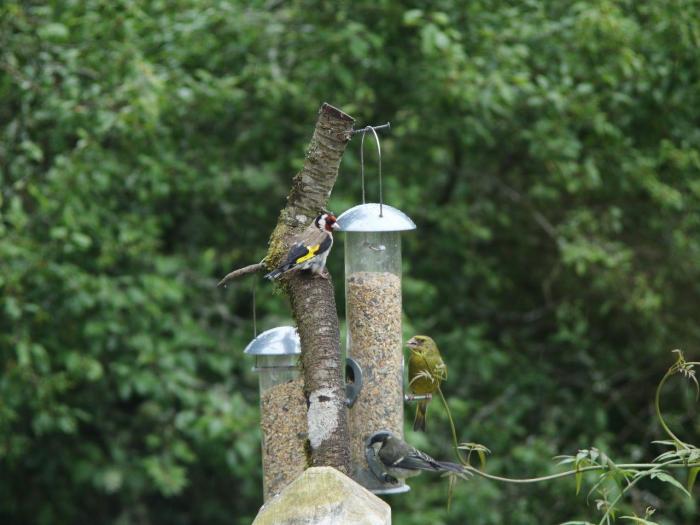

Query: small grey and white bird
left=366, top=431, right=469, bottom=484
left=265, top=213, right=340, bottom=280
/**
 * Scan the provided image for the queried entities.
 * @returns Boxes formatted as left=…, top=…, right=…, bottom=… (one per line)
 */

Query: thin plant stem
left=436, top=385, right=468, bottom=464
left=464, top=460, right=700, bottom=485
left=467, top=464, right=606, bottom=484
left=655, top=365, right=688, bottom=449
left=655, top=358, right=700, bottom=450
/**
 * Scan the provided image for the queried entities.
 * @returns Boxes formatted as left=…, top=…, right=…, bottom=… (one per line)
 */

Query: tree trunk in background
left=265, top=103, right=355, bottom=473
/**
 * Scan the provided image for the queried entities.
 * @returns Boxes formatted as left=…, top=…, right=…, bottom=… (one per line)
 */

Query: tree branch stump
left=265, top=103, right=354, bottom=472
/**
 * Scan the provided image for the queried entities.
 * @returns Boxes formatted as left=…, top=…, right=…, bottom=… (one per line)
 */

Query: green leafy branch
left=434, top=350, right=700, bottom=523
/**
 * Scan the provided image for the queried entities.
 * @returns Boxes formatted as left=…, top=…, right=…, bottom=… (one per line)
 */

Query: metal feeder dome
left=337, top=203, right=416, bottom=232
left=244, top=326, right=300, bottom=357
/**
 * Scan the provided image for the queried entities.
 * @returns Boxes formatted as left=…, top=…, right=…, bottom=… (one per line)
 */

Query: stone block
left=252, top=466, right=391, bottom=525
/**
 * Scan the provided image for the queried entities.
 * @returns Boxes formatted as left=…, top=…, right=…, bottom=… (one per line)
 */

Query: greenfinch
left=407, top=335, right=447, bottom=432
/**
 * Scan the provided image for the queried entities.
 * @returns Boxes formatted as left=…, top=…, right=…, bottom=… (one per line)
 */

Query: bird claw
left=383, top=474, right=399, bottom=484
left=317, top=268, right=331, bottom=280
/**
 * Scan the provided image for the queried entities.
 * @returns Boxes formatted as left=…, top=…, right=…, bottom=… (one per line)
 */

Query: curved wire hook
left=359, top=126, right=383, bottom=217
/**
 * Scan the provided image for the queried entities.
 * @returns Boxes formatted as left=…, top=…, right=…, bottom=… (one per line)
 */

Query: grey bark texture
left=265, top=103, right=355, bottom=473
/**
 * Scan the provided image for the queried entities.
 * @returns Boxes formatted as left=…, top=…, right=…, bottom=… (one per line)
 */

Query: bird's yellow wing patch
left=295, top=244, right=320, bottom=263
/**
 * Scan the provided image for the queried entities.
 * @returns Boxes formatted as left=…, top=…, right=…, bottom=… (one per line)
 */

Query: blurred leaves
left=1, top=0, right=700, bottom=524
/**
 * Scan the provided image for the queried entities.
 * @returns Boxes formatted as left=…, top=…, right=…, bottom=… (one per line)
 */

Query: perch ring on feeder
left=345, top=357, right=363, bottom=408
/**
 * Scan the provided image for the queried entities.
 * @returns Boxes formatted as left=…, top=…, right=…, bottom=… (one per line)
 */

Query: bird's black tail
left=264, top=269, right=281, bottom=280
left=436, top=460, right=465, bottom=475
left=436, top=460, right=470, bottom=480
left=264, top=263, right=294, bottom=280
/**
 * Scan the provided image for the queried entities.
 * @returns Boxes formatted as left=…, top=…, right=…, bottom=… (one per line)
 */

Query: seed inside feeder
left=260, top=377, right=308, bottom=499
left=347, top=271, right=405, bottom=492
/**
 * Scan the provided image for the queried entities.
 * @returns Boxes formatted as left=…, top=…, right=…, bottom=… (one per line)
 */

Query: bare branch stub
left=265, top=103, right=355, bottom=473
left=217, top=263, right=264, bottom=287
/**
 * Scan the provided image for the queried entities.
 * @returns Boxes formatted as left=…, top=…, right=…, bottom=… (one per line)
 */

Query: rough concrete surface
left=252, top=466, right=391, bottom=525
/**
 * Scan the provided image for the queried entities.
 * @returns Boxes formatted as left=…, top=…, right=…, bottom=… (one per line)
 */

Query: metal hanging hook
left=360, top=130, right=366, bottom=205
left=359, top=125, right=384, bottom=217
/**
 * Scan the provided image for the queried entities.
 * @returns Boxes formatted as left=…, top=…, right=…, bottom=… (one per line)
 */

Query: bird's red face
left=317, top=213, right=340, bottom=232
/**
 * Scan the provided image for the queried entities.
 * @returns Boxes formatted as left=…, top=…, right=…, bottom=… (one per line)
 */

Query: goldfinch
left=407, top=335, right=447, bottom=432
left=265, top=213, right=340, bottom=280
left=366, top=431, right=468, bottom=484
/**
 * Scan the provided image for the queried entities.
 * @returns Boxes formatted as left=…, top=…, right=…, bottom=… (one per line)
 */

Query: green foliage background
left=2, top=1, right=699, bottom=523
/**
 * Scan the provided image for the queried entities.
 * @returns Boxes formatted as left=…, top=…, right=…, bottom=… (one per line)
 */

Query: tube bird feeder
left=337, top=202, right=416, bottom=494
left=244, top=326, right=307, bottom=501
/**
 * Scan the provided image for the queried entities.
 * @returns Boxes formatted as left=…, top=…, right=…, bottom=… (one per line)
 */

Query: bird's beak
left=331, top=222, right=341, bottom=231
left=406, top=337, right=417, bottom=349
